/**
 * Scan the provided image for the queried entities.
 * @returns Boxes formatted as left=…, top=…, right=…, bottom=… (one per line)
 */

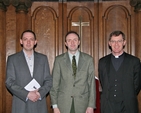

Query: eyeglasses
left=110, top=40, right=123, bottom=44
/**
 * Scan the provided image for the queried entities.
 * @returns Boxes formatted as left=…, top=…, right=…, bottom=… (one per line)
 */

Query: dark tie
left=72, top=55, right=77, bottom=78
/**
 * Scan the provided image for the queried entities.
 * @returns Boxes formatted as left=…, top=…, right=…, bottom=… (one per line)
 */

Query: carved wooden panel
left=32, top=5, right=58, bottom=70
left=99, top=1, right=134, bottom=58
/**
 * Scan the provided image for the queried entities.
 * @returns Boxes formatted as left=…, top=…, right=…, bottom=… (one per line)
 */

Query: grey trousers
left=70, top=99, right=75, bottom=113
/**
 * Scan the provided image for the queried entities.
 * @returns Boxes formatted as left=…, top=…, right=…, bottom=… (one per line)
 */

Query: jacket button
left=114, top=95, right=116, bottom=97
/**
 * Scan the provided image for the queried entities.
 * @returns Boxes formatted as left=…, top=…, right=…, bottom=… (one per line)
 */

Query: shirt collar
left=68, top=50, right=79, bottom=58
left=23, top=50, right=34, bottom=58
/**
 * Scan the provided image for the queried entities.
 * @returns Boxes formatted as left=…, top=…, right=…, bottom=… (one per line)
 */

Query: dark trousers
left=104, top=100, right=126, bottom=113
left=70, top=98, right=75, bottom=113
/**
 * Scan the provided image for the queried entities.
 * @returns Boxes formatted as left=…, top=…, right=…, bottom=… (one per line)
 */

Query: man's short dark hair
left=109, top=30, right=125, bottom=41
left=21, top=30, right=36, bottom=40
left=65, top=31, right=80, bottom=42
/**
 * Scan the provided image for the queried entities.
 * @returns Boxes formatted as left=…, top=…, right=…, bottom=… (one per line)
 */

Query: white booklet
left=24, top=78, right=41, bottom=91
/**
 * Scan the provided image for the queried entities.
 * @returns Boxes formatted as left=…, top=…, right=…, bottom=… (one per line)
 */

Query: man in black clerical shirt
left=98, top=30, right=141, bottom=113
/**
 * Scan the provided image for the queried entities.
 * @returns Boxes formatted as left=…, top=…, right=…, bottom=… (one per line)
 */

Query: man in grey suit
left=98, top=30, right=141, bottom=113
left=6, top=30, right=52, bottom=113
left=50, top=31, right=96, bottom=113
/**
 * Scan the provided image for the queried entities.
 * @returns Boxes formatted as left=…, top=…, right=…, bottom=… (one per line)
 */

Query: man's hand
left=27, top=90, right=40, bottom=102
left=53, top=108, right=60, bottom=113
left=86, top=107, right=94, bottom=113
left=36, top=91, right=41, bottom=98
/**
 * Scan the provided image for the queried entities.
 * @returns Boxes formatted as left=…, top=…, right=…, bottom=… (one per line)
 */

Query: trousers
left=70, top=98, right=75, bottom=113
left=104, top=100, right=126, bottom=113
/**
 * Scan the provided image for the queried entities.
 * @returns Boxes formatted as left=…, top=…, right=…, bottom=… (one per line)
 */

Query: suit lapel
left=77, top=52, right=85, bottom=72
left=33, top=52, right=40, bottom=78
left=63, top=52, right=72, bottom=72
left=119, top=53, right=129, bottom=79
left=18, top=51, right=32, bottom=78
left=105, top=54, right=112, bottom=78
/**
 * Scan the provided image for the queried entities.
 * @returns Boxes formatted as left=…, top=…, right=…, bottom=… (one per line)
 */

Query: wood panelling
left=135, top=12, right=141, bottom=60
left=1, top=1, right=141, bottom=113
left=99, top=1, right=134, bottom=58
left=135, top=12, right=141, bottom=113
left=16, top=12, right=29, bottom=52
left=32, top=5, right=59, bottom=69
left=0, top=8, right=6, bottom=113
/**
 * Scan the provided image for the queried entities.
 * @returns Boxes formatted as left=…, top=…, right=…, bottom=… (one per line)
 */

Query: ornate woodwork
left=11, top=0, right=32, bottom=13
left=130, top=0, right=141, bottom=11
left=0, top=0, right=10, bottom=11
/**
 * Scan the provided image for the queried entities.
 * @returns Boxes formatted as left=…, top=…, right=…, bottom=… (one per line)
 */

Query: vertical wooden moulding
left=134, top=11, right=141, bottom=113
left=0, top=9, right=6, bottom=113
left=16, top=12, right=28, bottom=52
left=134, top=12, right=141, bottom=59
left=58, top=2, right=64, bottom=55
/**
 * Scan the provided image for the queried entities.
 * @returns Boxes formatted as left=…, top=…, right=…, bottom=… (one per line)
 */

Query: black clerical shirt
left=111, top=53, right=125, bottom=71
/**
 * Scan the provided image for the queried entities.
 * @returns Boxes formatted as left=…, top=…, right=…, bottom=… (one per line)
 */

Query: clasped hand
left=27, top=90, right=40, bottom=102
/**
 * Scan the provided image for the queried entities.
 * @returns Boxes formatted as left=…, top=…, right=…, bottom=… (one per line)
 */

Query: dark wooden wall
left=0, top=1, right=141, bottom=113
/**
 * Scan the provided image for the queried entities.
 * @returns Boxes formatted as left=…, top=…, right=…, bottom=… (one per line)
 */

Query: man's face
left=20, top=32, right=37, bottom=52
left=108, top=34, right=126, bottom=55
left=65, top=33, right=80, bottom=53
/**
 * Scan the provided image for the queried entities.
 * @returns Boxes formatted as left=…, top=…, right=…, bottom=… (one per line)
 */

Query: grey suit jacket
left=50, top=51, right=96, bottom=113
left=98, top=52, right=141, bottom=113
left=6, top=50, right=52, bottom=113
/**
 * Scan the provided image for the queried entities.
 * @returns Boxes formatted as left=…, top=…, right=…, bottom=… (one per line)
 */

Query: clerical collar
left=112, top=52, right=124, bottom=58
left=115, top=56, right=119, bottom=58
